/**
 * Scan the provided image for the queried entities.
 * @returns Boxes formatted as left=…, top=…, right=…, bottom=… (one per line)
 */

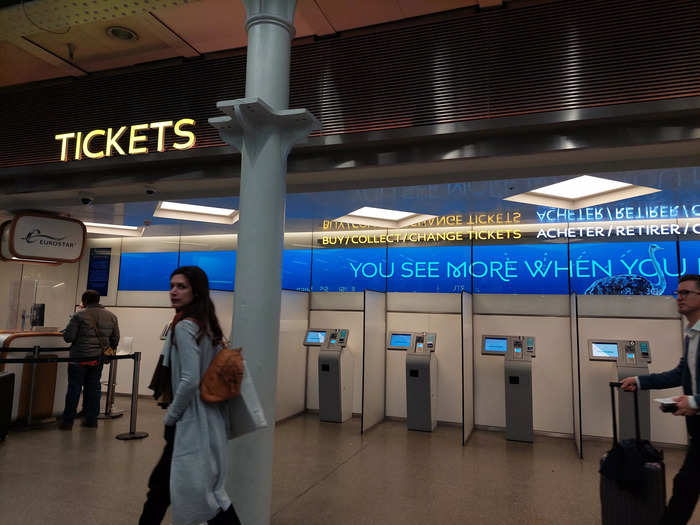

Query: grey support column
left=208, top=1, right=319, bottom=524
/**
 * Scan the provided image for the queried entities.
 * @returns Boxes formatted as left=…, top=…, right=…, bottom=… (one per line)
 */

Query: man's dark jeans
left=661, top=438, right=700, bottom=525
left=62, top=362, right=103, bottom=425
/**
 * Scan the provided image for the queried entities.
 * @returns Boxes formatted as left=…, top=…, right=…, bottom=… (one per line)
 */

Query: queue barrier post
left=0, top=351, right=148, bottom=441
left=116, top=351, right=148, bottom=440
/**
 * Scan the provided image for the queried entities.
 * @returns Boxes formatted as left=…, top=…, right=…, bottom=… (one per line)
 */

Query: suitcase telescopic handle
left=609, top=381, right=641, bottom=443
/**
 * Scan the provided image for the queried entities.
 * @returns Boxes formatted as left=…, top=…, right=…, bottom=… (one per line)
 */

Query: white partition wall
left=570, top=295, right=583, bottom=458
left=385, top=293, right=462, bottom=425
left=109, top=306, right=178, bottom=395
left=275, top=291, right=310, bottom=421
left=462, top=292, right=474, bottom=444
left=307, top=292, right=365, bottom=414
left=577, top=295, right=685, bottom=445
left=473, top=295, right=573, bottom=436
left=362, top=290, right=386, bottom=433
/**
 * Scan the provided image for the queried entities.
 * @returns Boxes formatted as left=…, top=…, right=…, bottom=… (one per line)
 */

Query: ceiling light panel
left=154, top=201, right=240, bottom=224
left=334, top=207, right=436, bottom=228
left=83, top=222, right=143, bottom=236
left=350, top=207, right=415, bottom=221
left=504, top=176, right=659, bottom=210
left=530, top=175, right=632, bottom=200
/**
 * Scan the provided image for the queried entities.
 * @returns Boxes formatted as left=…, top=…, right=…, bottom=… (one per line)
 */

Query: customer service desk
left=0, top=331, right=70, bottom=423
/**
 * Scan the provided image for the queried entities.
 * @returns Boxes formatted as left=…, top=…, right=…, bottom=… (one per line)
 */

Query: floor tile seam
left=270, top=437, right=373, bottom=520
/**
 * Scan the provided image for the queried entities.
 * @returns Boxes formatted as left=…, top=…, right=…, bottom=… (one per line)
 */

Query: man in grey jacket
left=59, top=290, right=119, bottom=430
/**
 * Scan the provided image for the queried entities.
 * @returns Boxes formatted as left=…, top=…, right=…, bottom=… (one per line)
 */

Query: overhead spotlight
left=106, top=26, right=139, bottom=41
left=153, top=201, right=240, bottom=224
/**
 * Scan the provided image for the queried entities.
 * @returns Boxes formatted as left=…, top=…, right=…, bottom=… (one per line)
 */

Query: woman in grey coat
left=139, top=266, right=241, bottom=525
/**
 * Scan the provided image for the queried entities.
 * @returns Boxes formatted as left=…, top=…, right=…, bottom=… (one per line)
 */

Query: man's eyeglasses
left=673, top=290, right=700, bottom=298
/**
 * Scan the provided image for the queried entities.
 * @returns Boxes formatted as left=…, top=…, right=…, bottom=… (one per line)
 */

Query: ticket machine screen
left=483, top=337, right=508, bottom=354
left=591, top=341, right=619, bottom=359
left=390, top=333, right=412, bottom=348
left=305, top=331, right=327, bottom=345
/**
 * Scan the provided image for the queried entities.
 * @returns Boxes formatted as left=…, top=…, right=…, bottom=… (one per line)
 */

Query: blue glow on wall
left=118, top=252, right=179, bottom=291
left=473, top=243, right=569, bottom=294
left=678, top=240, right=700, bottom=276
left=570, top=241, right=678, bottom=295
left=387, top=246, right=471, bottom=293
left=179, top=251, right=236, bottom=291
left=283, top=249, right=312, bottom=291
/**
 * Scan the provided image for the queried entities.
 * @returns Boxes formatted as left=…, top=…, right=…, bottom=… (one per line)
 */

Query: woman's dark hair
left=170, top=266, right=224, bottom=345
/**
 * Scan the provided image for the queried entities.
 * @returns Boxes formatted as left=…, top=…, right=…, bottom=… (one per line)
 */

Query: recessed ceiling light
left=504, top=175, right=659, bottom=209
left=351, top=207, right=415, bottom=221
left=334, top=207, right=436, bottom=228
left=83, top=222, right=143, bottom=237
left=106, top=26, right=139, bottom=41
left=529, top=176, right=632, bottom=200
left=153, top=201, right=240, bottom=224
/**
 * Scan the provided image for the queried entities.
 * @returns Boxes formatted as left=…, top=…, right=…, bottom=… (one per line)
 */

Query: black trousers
left=62, top=363, right=103, bottom=425
left=139, top=425, right=241, bottom=525
left=661, top=438, right=700, bottom=525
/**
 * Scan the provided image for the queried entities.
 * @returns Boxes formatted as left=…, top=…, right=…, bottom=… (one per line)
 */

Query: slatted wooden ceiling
left=2, top=0, right=700, bottom=169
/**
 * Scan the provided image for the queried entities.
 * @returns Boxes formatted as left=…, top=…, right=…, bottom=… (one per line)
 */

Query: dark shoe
left=81, top=420, right=97, bottom=428
left=58, top=421, right=73, bottom=430
left=76, top=410, right=85, bottom=419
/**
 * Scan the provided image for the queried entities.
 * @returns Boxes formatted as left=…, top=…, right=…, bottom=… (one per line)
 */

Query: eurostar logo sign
left=1, top=214, right=86, bottom=264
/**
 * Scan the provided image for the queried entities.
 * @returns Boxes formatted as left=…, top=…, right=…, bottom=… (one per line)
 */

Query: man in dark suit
left=621, top=274, right=700, bottom=525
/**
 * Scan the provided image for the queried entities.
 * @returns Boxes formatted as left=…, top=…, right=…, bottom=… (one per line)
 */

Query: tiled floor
left=1, top=398, right=697, bottom=524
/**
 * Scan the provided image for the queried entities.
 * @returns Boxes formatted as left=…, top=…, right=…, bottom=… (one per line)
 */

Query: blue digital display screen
left=87, top=248, right=111, bottom=296
left=591, top=342, right=619, bottom=358
left=484, top=337, right=508, bottom=353
left=118, top=252, right=179, bottom=291
left=570, top=241, right=678, bottom=296
left=282, top=249, right=311, bottom=291
left=473, top=243, right=568, bottom=294
left=387, top=246, right=471, bottom=293
left=305, top=331, right=326, bottom=344
left=116, top=240, right=695, bottom=295
left=312, top=248, right=387, bottom=292
left=179, top=250, right=236, bottom=291
left=390, top=333, right=412, bottom=347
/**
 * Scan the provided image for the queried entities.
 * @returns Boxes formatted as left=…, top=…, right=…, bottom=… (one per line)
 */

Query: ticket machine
left=589, top=339, right=651, bottom=441
left=304, top=328, right=352, bottom=423
left=482, top=335, right=536, bottom=442
left=388, top=331, right=438, bottom=432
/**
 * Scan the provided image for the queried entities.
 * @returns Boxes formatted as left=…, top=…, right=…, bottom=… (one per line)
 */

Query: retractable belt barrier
left=0, top=348, right=149, bottom=441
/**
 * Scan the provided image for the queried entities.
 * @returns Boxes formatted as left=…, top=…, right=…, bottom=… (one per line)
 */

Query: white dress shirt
left=635, top=320, right=700, bottom=409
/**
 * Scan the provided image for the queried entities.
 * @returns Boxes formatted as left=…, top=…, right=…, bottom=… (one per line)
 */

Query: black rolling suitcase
left=0, top=371, right=14, bottom=441
left=600, top=381, right=666, bottom=525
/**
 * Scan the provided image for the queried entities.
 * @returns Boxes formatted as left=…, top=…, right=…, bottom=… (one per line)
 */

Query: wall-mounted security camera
left=79, top=192, right=95, bottom=205
left=145, top=185, right=156, bottom=196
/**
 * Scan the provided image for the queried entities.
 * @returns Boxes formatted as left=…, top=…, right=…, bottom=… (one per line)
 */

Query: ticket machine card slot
left=639, top=341, right=650, bottom=362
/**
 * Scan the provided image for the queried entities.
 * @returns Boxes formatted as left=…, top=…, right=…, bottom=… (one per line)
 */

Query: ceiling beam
left=143, top=12, right=200, bottom=57
left=13, top=36, right=86, bottom=77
